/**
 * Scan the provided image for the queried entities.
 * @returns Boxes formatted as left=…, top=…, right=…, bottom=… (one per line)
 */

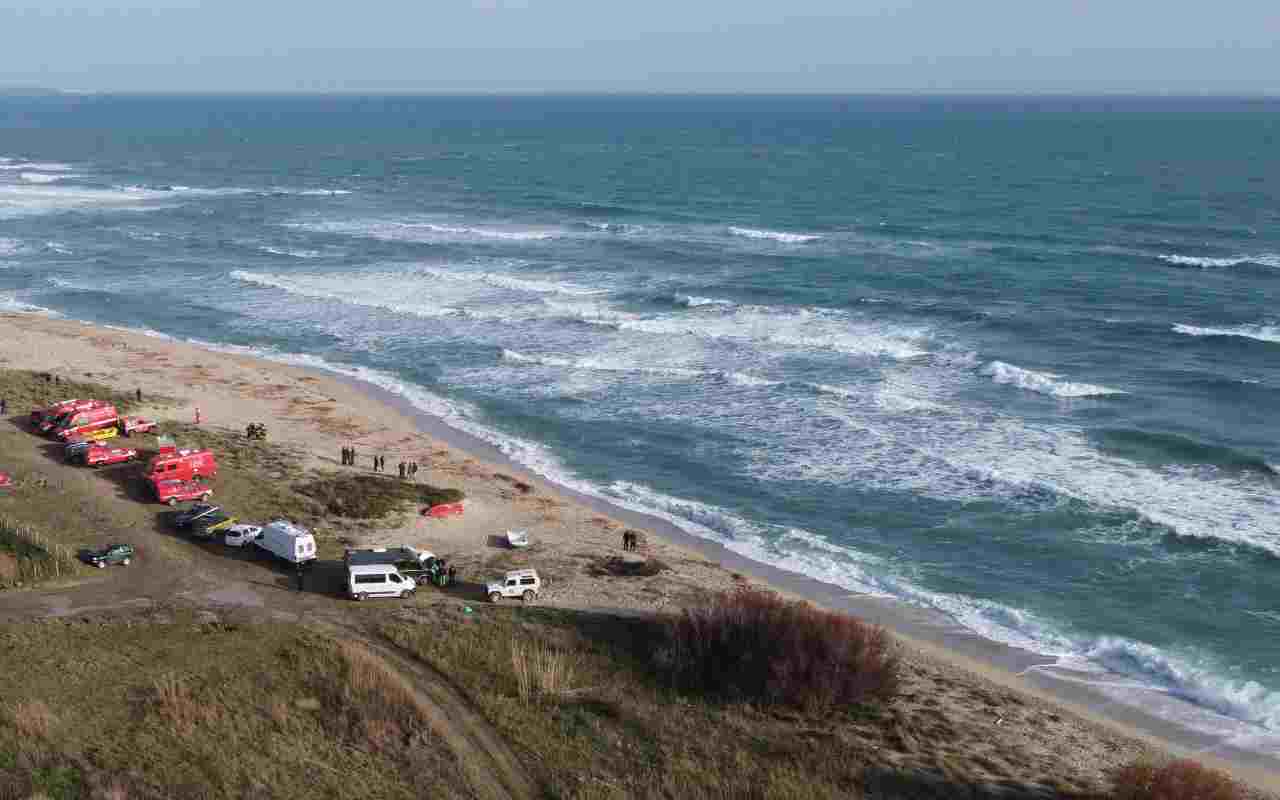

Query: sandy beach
left=1, top=310, right=1276, bottom=797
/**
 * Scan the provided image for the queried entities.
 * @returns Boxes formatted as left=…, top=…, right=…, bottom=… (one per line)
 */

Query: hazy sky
left=1, top=0, right=1277, bottom=93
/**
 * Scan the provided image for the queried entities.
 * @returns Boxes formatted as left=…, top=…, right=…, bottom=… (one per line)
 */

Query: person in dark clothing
left=372, top=455, right=379, bottom=471
left=398, top=462, right=406, bottom=479
left=447, top=565, right=457, bottom=586
left=296, top=563, right=305, bottom=592
left=0, top=398, right=6, bottom=416
left=136, top=388, right=142, bottom=403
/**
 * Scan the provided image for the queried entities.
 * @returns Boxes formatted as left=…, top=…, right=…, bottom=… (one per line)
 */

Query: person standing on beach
left=136, top=388, right=142, bottom=403
left=0, top=398, right=6, bottom=416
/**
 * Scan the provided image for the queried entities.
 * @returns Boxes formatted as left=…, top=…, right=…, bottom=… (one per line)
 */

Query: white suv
left=487, top=569, right=542, bottom=603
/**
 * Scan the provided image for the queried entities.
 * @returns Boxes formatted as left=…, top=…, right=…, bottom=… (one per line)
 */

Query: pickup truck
left=153, top=479, right=213, bottom=506
left=81, top=543, right=134, bottom=569
left=83, top=444, right=139, bottom=467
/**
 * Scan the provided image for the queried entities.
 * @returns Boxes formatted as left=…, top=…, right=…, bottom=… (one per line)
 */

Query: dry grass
left=0, top=620, right=468, bottom=800
left=0, top=518, right=83, bottom=588
left=295, top=473, right=464, bottom=520
left=511, top=639, right=577, bottom=704
left=661, top=586, right=900, bottom=711
left=1112, top=759, right=1246, bottom=800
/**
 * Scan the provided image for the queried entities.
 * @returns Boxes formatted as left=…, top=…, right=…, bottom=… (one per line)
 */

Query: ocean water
left=2, top=94, right=1279, bottom=751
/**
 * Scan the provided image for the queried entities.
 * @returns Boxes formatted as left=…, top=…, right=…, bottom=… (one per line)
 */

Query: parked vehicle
left=82, top=443, right=138, bottom=467
left=254, top=520, right=317, bottom=565
left=344, top=546, right=436, bottom=585
left=81, top=543, right=134, bottom=569
left=52, top=404, right=119, bottom=442
left=191, top=511, right=237, bottom=540
left=487, top=569, right=541, bottom=603
left=172, top=502, right=221, bottom=529
left=146, top=448, right=217, bottom=484
left=223, top=524, right=262, bottom=548
left=348, top=564, right=416, bottom=601
left=0, top=471, right=12, bottom=489
left=506, top=529, right=530, bottom=549
left=119, top=416, right=158, bottom=436
left=32, top=399, right=100, bottom=431
left=153, top=479, right=212, bottom=506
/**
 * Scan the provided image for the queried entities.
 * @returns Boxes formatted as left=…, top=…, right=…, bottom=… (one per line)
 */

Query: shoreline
left=340, top=368, right=1280, bottom=787
left=3, top=310, right=1278, bottom=792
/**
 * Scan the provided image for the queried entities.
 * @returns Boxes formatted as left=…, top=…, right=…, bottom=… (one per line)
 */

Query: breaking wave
left=1172, top=323, right=1280, bottom=345
left=1159, top=253, right=1280, bottom=269
left=981, top=360, right=1126, bottom=397
left=672, top=293, right=734, bottom=308
left=501, top=348, right=705, bottom=378
left=18, top=172, right=74, bottom=184
left=728, top=226, right=821, bottom=244
left=288, top=219, right=565, bottom=243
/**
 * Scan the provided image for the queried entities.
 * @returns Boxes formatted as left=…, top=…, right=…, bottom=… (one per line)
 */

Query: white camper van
left=254, top=520, right=317, bottom=564
left=348, top=564, right=416, bottom=601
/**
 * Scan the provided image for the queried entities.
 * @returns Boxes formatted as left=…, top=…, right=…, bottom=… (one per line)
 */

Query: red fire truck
left=145, top=447, right=218, bottom=484
left=52, top=404, right=120, bottom=442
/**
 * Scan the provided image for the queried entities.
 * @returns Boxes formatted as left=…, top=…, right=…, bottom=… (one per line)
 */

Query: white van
left=348, top=564, right=416, bottom=601
left=254, top=520, right=317, bottom=565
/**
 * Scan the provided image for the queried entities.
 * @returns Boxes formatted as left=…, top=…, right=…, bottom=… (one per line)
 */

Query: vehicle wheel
left=167, top=498, right=178, bottom=507
left=522, top=590, right=535, bottom=603
left=121, top=558, right=131, bottom=566
left=489, top=592, right=502, bottom=603
left=401, top=589, right=412, bottom=599
left=96, top=561, right=105, bottom=569
left=358, top=592, right=368, bottom=602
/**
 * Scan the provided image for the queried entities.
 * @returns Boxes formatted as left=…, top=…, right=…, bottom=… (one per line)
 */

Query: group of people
left=621, top=530, right=642, bottom=551
left=347, top=449, right=421, bottom=481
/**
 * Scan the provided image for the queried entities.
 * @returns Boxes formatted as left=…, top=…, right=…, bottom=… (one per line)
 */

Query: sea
left=2, top=93, right=1278, bottom=753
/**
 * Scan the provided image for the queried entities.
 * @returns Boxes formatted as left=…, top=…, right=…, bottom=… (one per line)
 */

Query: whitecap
left=1173, top=323, right=1280, bottom=345
left=981, top=360, right=1125, bottom=397
left=1159, top=253, right=1280, bottom=269
left=728, top=226, right=821, bottom=244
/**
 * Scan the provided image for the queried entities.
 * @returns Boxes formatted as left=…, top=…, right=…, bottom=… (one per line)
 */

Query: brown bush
left=660, top=586, right=899, bottom=711
left=7, top=699, right=55, bottom=740
left=1112, top=759, right=1245, bottom=800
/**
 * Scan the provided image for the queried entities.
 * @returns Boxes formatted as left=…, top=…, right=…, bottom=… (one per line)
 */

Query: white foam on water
left=18, top=172, right=76, bottom=184
left=673, top=293, right=734, bottom=308
left=288, top=218, right=565, bottom=243
left=258, top=246, right=328, bottom=259
left=726, top=371, right=782, bottom=388
left=43, top=242, right=72, bottom=255
left=0, top=292, right=59, bottom=316
left=728, top=226, right=821, bottom=244
left=1173, top=323, right=1280, bottom=345
left=415, top=266, right=606, bottom=296
left=0, top=161, right=74, bottom=172
left=230, top=269, right=469, bottom=319
left=0, top=184, right=173, bottom=218
left=981, top=360, right=1126, bottom=397
left=614, top=306, right=931, bottom=360
left=501, top=348, right=705, bottom=379
left=1159, top=253, right=1280, bottom=269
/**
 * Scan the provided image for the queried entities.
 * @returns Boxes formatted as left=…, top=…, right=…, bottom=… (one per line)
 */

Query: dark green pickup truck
left=82, top=543, right=134, bottom=569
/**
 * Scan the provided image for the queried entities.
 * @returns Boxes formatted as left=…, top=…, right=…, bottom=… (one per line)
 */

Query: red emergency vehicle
left=52, top=404, right=119, bottom=441
left=119, top=416, right=158, bottom=436
left=84, top=444, right=139, bottom=468
left=153, top=479, right=213, bottom=506
left=34, top=399, right=106, bottom=434
left=146, top=447, right=217, bottom=484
